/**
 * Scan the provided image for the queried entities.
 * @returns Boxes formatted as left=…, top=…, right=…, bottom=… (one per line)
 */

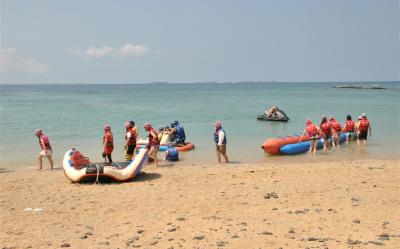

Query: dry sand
left=1, top=159, right=399, bottom=249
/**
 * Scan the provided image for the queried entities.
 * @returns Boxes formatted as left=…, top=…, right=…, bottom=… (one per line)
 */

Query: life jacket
left=166, top=146, right=179, bottom=161
left=103, top=132, right=113, bottom=147
left=148, top=128, right=159, bottom=146
left=174, top=126, right=186, bottom=140
left=125, top=128, right=136, bottom=145
left=359, top=118, right=369, bottom=132
left=70, top=150, right=90, bottom=169
left=320, top=122, right=331, bottom=135
left=330, top=120, right=342, bottom=133
left=39, top=135, right=52, bottom=150
left=213, top=128, right=227, bottom=144
left=345, top=120, right=355, bottom=132
left=306, top=124, right=318, bottom=137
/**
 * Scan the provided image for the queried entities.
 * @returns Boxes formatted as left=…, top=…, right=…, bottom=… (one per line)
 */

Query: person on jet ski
left=170, top=120, right=186, bottom=145
left=265, top=106, right=284, bottom=118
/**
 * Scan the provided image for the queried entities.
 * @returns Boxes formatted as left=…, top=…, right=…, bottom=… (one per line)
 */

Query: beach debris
left=288, top=228, right=295, bottom=234
left=60, top=242, right=71, bottom=247
left=98, top=241, right=109, bottom=245
left=347, top=238, right=362, bottom=245
left=167, top=227, right=177, bottom=232
left=294, top=210, right=305, bottom=215
left=378, top=233, right=390, bottom=241
left=193, top=234, right=205, bottom=240
left=34, top=208, right=44, bottom=212
left=263, top=192, right=279, bottom=199
left=80, top=234, right=88, bottom=239
left=23, top=208, right=33, bottom=212
left=368, top=241, right=385, bottom=246
left=136, top=229, right=144, bottom=234
left=149, top=240, right=158, bottom=245
left=260, top=231, right=273, bottom=235
left=308, top=237, right=318, bottom=241
left=216, top=241, right=228, bottom=246
left=176, top=216, right=185, bottom=221
left=231, top=234, right=240, bottom=238
left=352, top=219, right=361, bottom=224
left=351, top=197, right=361, bottom=202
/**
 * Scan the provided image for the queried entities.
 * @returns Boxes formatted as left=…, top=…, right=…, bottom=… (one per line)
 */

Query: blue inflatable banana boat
left=280, top=133, right=347, bottom=155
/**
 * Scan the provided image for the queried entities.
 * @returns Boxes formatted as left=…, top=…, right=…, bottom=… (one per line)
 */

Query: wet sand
left=1, top=159, right=399, bottom=249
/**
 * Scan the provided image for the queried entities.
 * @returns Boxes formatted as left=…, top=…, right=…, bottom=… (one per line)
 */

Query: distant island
left=334, top=84, right=386, bottom=89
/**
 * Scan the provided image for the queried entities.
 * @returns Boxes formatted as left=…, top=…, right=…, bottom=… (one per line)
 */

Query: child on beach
left=102, top=124, right=114, bottom=164
left=144, top=122, right=160, bottom=166
left=35, top=129, right=54, bottom=170
left=213, top=121, right=229, bottom=163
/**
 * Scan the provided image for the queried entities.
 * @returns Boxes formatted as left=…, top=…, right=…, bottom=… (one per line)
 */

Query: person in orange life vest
left=35, top=129, right=54, bottom=170
left=355, top=113, right=372, bottom=145
left=300, top=119, right=320, bottom=155
left=102, top=124, right=114, bottom=164
left=144, top=122, right=160, bottom=167
left=213, top=121, right=229, bottom=163
left=124, top=122, right=137, bottom=161
left=320, top=116, right=334, bottom=151
left=342, top=115, right=356, bottom=143
left=329, top=116, right=342, bottom=149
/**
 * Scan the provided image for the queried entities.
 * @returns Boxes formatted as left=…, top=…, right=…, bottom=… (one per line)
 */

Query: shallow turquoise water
left=0, top=82, right=399, bottom=168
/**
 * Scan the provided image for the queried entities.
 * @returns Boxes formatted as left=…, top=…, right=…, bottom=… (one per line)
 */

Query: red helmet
left=144, top=122, right=152, bottom=130
left=104, top=124, right=111, bottom=131
left=35, top=129, right=43, bottom=136
left=125, top=122, right=132, bottom=129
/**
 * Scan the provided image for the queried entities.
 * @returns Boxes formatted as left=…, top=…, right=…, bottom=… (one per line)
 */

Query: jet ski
left=257, top=109, right=290, bottom=122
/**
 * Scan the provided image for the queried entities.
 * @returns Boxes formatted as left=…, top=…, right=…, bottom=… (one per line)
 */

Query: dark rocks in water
left=334, top=84, right=386, bottom=89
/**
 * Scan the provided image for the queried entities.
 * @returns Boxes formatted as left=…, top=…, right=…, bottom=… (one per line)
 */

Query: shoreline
left=1, top=159, right=399, bottom=248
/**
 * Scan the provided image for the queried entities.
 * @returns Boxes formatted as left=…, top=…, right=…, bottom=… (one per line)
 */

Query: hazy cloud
left=68, top=43, right=149, bottom=59
left=0, top=48, right=49, bottom=74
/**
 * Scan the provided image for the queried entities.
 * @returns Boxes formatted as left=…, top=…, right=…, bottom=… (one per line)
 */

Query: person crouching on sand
left=300, top=119, right=320, bottom=155
left=102, top=124, right=114, bottom=164
left=144, top=122, right=160, bottom=167
left=35, top=129, right=54, bottom=170
left=213, top=121, right=229, bottom=163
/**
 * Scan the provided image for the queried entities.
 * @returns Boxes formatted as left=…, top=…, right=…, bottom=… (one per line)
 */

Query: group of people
left=301, top=113, right=372, bottom=154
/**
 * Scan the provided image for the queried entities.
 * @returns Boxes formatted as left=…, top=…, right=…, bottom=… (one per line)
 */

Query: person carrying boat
left=213, top=121, right=229, bottom=163
left=342, top=115, right=355, bottom=143
left=319, top=116, right=332, bottom=151
left=355, top=113, right=372, bottom=145
left=144, top=122, right=160, bottom=166
left=170, top=120, right=186, bottom=145
left=329, top=116, right=342, bottom=149
left=124, top=122, right=137, bottom=161
left=35, top=129, right=54, bottom=170
left=102, top=124, right=114, bottom=164
left=300, top=119, right=320, bottom=155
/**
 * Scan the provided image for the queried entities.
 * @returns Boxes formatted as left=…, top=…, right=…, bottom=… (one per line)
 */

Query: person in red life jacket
left=124, top=122, right=137, bottom=161
left=35, top=129, right=54, bottom=170
left=213, top=121, right=229, bottom=163
left=329, top=116, right=342, bottom=149
left=144, top=122, right=160, bottom=166
left=300, top=119, right=320, bottom=155
left=342, top=115, right=356, bottom=143
left=319, top=116, right=332, bottom=151
left=102, top=124, right=114, bottom=164
left=355, top=113, right=372, bottom=145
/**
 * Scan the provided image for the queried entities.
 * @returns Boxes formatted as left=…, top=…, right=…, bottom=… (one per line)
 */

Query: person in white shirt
left=213, top=121, right=229, bottom=163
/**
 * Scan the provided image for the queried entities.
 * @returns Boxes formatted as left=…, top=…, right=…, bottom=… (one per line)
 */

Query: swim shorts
left=40, top=150, right=52, bottom=157
left=216, top=144, right=227, bottom=155
left=358, top=131, right=368, bottom=140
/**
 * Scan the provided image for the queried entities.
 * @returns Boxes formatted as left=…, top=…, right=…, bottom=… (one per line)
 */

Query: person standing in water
left=35, top=129, right=54, bottom=170
left=342, top=115, right=356, bottom=143
left=355, top=113, right=372, bottom=145
left=102, top=124, right=114, bottom=164
left=144, top=122, right=160, bottom=166
left=213, top=121, right=229, bottom=163
left=300, top=119, right=320, bottom=155
left=124, top=122, right=137, bottom=161
left=319, top=116, right=332, bottom=151
left=329, top=116, right=342, bottom=148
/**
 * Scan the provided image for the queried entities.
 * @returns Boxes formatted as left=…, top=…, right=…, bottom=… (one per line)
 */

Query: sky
left=0, top=0, right=399, bottom=84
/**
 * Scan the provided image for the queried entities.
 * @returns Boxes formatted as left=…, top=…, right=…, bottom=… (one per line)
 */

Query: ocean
left=0, top=82, right=399, bottom=168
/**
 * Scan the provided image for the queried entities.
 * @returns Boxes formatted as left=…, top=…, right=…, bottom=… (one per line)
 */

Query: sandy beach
left=1, top=159, right=399, bottom=249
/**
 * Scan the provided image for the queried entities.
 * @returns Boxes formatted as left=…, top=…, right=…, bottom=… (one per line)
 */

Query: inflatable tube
left=262, top=134, right=309, bottom=155
left=137, top=142, right=195, bottom=152
left=280, top=133, right=347, bottom=155
left=63, top=148, right=148, bottom=183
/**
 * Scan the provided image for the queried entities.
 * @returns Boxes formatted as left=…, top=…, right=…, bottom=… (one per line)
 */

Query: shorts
left=323, top=134, right=331, bottom=140
left=40, top=150, right=52, bottom=157
left=309, top=135, right=318, bottom=140
left=347, top=131, right=354, bottom=137
left=125, top=144, right=136, bottom=155
left=216, top=144, right=227, bottom=155
left=358, top=131, right=368, bottom=140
